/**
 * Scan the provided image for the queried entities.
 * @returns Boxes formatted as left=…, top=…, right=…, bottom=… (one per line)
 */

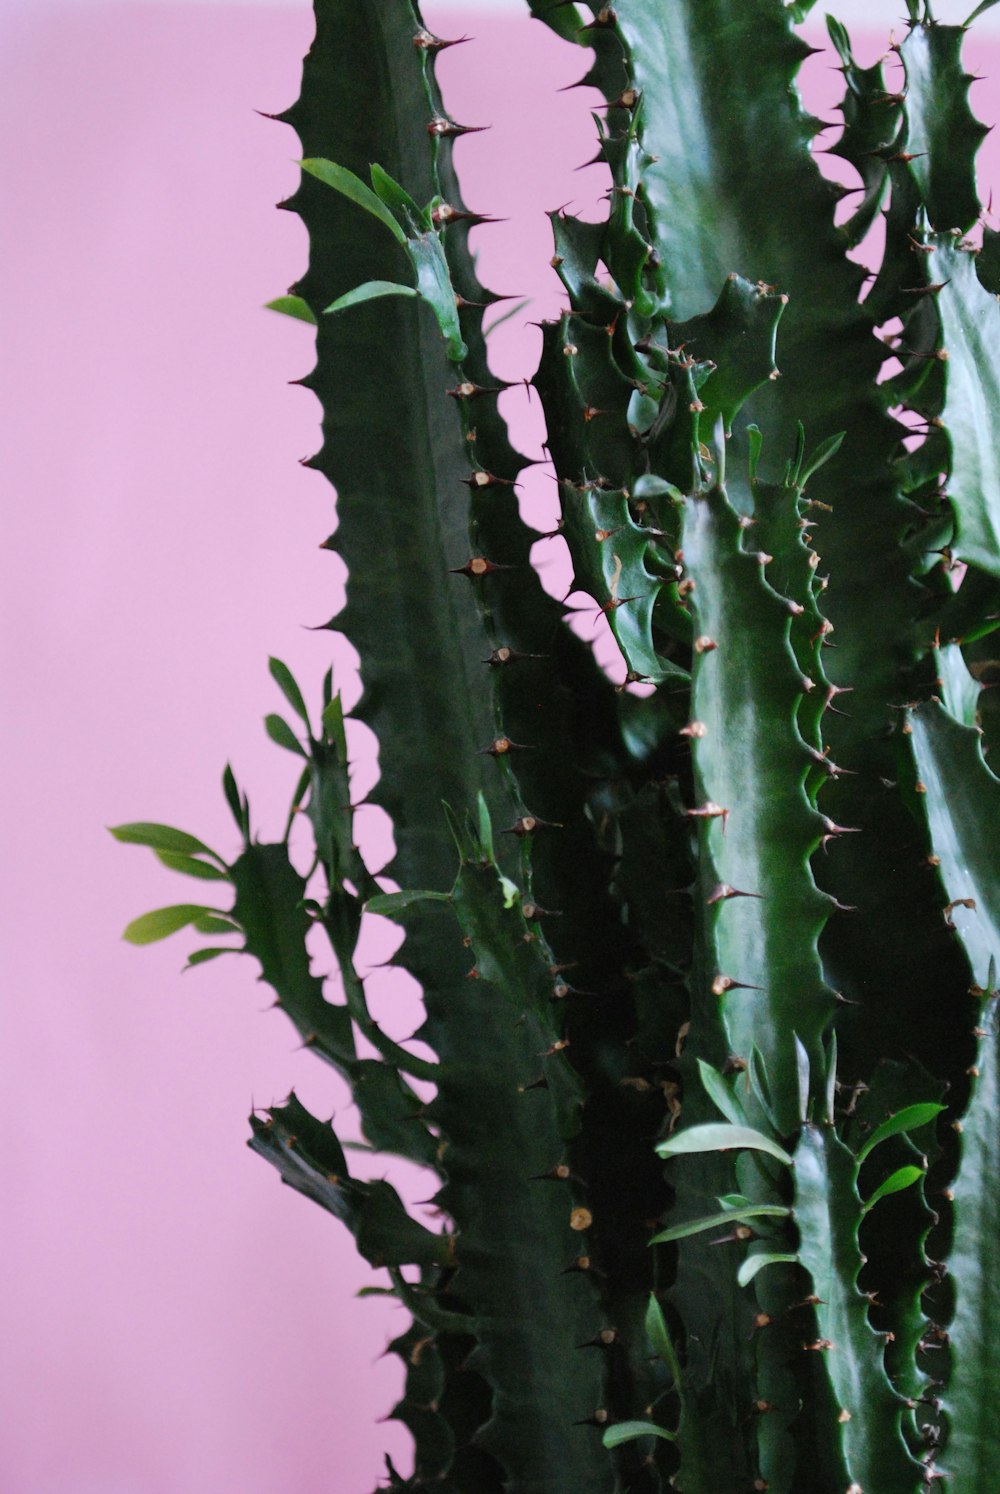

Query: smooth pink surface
left=2, top=6, right=997, bottom=1491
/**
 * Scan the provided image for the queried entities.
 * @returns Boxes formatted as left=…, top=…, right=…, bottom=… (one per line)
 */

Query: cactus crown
left=114, top=2, right=1000, bottom=1489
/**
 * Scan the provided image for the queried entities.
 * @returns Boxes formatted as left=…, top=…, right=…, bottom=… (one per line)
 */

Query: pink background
left=2, top=5, right=997, bottom=1490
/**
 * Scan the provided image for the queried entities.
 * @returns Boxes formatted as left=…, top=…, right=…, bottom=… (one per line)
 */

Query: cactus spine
left=115, top=2, right=1000, bottom=1488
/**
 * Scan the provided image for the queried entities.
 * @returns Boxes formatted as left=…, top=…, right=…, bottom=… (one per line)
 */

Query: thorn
left=606, top=88, right=639, bottom=111
left=711, top=974, right=764, bottom=996
left=943, top=898, right=976, bottom=929
left=578, top=1328, right=618, bottom=1348
left=530, top=1163, right=573, bottom=1182
left=463, top=469, right=514, bottom=490
left=707, top=884, right=763, bottom=905
left=518, top=1074, right=549, bottom=1093
left=427, top=117, right=489, bottom=139
left=901, top=283, right=950, bottom=297
left=502, top=815, right=562, bottom=838
left=710, top=1224, right=757, bottom=1244
left=433, top=203, right=505, bottom=230
left=521, top=901, right=562, bottom=921
left=412, top=28, right=470, bottom=52
left=551, top=980, right=589, bottom=1001
left=686, top=802, right=730, bottom=832
left=450, top=556, right=514, bottom=578
left=446, top=380, right=508, bottom=399
left=680, top=720, right=708, bottom=739
left=819, top=817, right=860, bottom=851
left=580, top=7, right=618, bottom=31
left=574, top=1409, right=610, bottom=1428
left=483, top=646, right=548, bottom=667
left=480, top=736, right=533, bottom=757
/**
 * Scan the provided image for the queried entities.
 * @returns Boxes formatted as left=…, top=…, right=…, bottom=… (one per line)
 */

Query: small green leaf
left=264, top=713, right=307, bottom=757
left=122, top=904, right=217, bottom=945
left=183, top=947, right=237, bottom=969
left=370, top=164, right=427, bottom=227
left=797, top=430, right=845, bottom=489
left=365, top=890, right=452, bottom=915
left=602, top=1421, right=676, bottom=1449
left=657, top=1123, right=794, bottom=1168
left=153, top=850, right=230, bottom=881
left=794, top=1034, right=810, bottom=1124
left=109, top=821, right=218, bottom=860
left=408, top=234, right=467, bottom=361
left=855, top=1102, right=945, bottom=1165
left=222, top=763, right=243, bottom=831
left=746, top=423, right=763, bottom=483
left=476, top=792, right=495, bottom=861
left=299, top=159, right=407, bottom=244
left=193, top=914, right=241, bottom=935
left=321, top=694, right=348, bottom=754
left=264, top=295, right=316, bottom=325
left=649, top=1204, right=791, bottom=1245
left=283, top=764, right=312, bottom=842
left=644, top=1295, right=682, bottom=1383
left=323, top=280, right=420, bottom=316
left=861, top=1164, right=924, bottom=1214
left=483, top=298, right=531, bottom=338
left=824, top=1030, right=838, bottom=1126
left=737, top=1252, right=799, bottom=1288
left=632, top=473, right=683, bottom=501
left=499, top=876, right=519, bottom=909
left=966, top=0, right=1000, bottom=22
left=268, top=657, right=311, bottom=729
left=696, top=1058, right=748, bottom=1127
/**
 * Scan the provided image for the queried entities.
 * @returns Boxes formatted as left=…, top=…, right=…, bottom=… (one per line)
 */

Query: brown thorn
left=427, top=117, right=489, bottom=139
left=483, top=646, right=548, bottom=667
left=502, top=815, right=562, bottom=838
left=707, top=883, right=764, bottom=906
left=412, top=29, right=471, bottom=52
left=450, top=556, right=515, bottom=578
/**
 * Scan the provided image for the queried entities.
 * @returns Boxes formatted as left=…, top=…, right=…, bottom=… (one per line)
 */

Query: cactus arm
left=895, top=25, right=987, bottom=237
left=824, top=18, right=901, bottom=251
left=906, top=699, right=1000, bottom=993
left=280, top=2, right=506, bottom=894
left=938, top=998, right=1000, bottom=1482
left=247, top=1094, right=451, bottom=1268
left=792, top=1124, right=922, bottom=1492
left=681, top=476, right=836, bottom=1132
left=922, top=236, right=1000, bottom=578
left=417, top=831, right=612, bottom=1493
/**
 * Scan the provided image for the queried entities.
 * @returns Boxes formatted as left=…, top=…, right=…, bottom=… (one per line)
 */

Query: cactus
left=112, top=1, right=1000, bottom=1488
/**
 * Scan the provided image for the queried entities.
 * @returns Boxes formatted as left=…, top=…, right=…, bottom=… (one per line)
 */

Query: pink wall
left=2, top=5, right=996, bottom=1490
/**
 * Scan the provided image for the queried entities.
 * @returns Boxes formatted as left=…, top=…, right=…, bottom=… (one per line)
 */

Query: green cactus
left=113, top=1, right=1000, bottom=1488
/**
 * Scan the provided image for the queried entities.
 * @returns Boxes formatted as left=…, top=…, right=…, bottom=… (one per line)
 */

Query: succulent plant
left=114, top=1, right=1000, bottom=1488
